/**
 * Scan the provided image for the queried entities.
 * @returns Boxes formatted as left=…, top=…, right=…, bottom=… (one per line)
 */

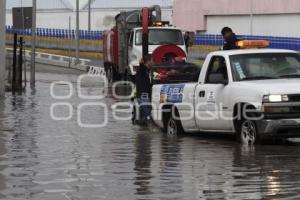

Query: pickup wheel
left=236, top=119, right=260, bottom=145
left=167, top=116, right=184, bottom=136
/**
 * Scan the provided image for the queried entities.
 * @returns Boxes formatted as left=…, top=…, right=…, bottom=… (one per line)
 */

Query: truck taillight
left=153, top=69, right=168, bottom=81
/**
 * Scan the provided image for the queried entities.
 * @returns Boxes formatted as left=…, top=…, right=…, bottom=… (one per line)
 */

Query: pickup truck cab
left=151, top=48, right=300, bottom=144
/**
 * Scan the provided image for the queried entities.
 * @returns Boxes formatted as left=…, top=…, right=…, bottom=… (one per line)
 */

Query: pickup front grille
left=277, top=127, right=300, bottom=136
left=292, top=107, right=300, bottom=111
left=289, top=94, right=300, bottom=102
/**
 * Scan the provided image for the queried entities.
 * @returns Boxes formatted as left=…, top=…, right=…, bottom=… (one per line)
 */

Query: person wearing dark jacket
left=221, top=27, right=239, bottom=50
left=135, top=58, right=152, bottom=99
left=135, top=55, right=153, bottom=125
left=184, top=31, right=192, bottom=53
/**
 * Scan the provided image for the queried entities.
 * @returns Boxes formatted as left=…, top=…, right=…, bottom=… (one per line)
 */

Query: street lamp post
left=250, top=0, right=254, bottom=35
left=88, top=0, right=91, bottom=31
left=75, top=0, right=80, bottom=64
left=0, top=0, right=6, bottom=97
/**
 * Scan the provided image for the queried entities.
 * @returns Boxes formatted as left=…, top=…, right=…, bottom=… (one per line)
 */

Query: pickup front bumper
left=257, top=118, right=300, bottom=138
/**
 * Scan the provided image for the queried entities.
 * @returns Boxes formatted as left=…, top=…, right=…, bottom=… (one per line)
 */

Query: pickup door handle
left=199, top=91, right=205, bottom=98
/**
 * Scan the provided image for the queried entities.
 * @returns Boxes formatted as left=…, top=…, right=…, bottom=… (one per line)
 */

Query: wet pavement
left=0, top=68, right=300, bottom=199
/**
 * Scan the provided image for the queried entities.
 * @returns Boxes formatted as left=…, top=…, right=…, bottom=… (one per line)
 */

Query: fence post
left=17, top=37, right=23, bottom=91
left=12, top=33, right=17, bottom=93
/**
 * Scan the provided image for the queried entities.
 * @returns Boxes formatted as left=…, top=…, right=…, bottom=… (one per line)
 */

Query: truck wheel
left=236, top=119, right=259, bottom=145
left=167, top=117, right=184, bottom=136
left=132, top=106, right=137, bottom=125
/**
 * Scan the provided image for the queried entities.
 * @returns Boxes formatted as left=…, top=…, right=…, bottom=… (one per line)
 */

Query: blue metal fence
left=6, top=25, right=300, bottom=51
left=5, top=26, right=102, bottom=40
left=194, top=34, right=300, bottom=51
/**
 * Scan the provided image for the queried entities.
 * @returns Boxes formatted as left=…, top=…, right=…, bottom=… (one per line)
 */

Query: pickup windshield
left=135, top=29, right=184, bottom=45
left=230, top=53, right=300, bottom=81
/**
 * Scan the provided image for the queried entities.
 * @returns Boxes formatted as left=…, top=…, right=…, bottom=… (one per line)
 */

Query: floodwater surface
left=0, top=69, right=299, bottom=199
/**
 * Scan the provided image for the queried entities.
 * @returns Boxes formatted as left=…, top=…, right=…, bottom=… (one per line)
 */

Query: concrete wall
left=0, top=0, right=6, bottom=97
left=173, top=0, right=300, bottom=36
left=6, top=9, right=173, bottom=30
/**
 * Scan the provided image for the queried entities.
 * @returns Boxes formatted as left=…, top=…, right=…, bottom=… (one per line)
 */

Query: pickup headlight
left=263, top=95, right=289, bottom=103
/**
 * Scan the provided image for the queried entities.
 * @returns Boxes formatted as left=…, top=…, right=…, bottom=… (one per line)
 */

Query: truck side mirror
left=208, top=73, right=228, bottom=85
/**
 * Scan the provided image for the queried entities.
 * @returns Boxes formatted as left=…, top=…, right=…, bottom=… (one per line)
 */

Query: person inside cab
left=221, top=27, right=239, bottom=50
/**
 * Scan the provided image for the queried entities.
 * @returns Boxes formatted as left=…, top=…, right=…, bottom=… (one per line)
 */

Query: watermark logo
left=50, top=66, right=269, bottom=129
left=51, top=67, right=108, bottom=127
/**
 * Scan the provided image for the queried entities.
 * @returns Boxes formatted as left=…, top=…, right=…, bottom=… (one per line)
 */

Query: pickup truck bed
left=150, top=62, right=201, bottom=84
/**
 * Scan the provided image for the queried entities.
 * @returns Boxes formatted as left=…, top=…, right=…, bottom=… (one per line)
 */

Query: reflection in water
left=0, top=99, right=7, bottom=197
left=267, top=175, right=281, bottom=196
left=0, top=72, right=298, bottom=199
left=2, top=93, right=40, bottom=199
left=134, top=133, right=152, bottom=196
left=158, top=135, right=183, bottom=199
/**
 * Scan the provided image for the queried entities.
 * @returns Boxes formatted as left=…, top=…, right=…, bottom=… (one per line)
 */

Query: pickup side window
left=205, top=56, right=228, bottom=84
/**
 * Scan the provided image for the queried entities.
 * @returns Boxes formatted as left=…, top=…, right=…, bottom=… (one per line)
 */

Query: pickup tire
left=234, top=104, right=261, bottom=145
left=236, top=119, right=260, bottom=145
left=167, top=116, right=184, bottom=136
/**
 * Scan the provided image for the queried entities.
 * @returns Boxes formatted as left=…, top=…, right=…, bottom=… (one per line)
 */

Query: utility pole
left=31, top=0, right=37, bottom=89
left=76, top=0, right=80, bottom=64
left=88, top=0, right=91, bottom=31
left=0, top=0, right=6, bottom=97
left=68, top=16, right=72, bottom=68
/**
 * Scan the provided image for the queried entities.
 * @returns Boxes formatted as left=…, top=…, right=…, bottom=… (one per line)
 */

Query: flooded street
left=0, top=70, right=300, bottom=200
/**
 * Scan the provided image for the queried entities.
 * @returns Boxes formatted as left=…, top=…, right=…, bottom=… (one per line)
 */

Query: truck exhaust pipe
left=150, top=5, right=162, bottom=21
left=141, top=7, right=150, bottom=58
left=141, top=5, right=162, bottom=59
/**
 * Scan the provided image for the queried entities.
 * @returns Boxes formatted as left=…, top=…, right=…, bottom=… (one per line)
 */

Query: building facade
left=6, top=0, right=173, bottom=30
left=173, top=0, right=300, bottom=36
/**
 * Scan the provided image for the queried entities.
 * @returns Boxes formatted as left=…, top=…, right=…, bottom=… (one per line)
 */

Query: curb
left=6, top=48, right=91, bottom=72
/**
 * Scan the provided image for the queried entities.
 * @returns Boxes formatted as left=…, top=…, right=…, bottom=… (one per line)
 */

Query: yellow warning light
left=152, top=21, right=163, bottom=26
left=236, top=40, right=270, bottom=48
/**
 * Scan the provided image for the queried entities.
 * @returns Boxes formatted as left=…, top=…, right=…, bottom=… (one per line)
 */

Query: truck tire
left=236, top=119, right=260, bottom=145
left=132, top=105, right=137, bottom=125
left=167, top=116, right=184, bottom=136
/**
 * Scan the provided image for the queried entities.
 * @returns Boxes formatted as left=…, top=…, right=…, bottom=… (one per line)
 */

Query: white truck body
left=151, top=49, right=300, bottom=141
left=128, top=27, right=186, bottom=76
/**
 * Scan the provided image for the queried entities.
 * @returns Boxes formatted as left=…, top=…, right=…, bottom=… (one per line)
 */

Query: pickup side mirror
left=208, top=73, right=228, bottom=85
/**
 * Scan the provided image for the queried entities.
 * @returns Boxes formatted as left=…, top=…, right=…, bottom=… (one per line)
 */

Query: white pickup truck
left=151, top=48, right=300, bottom=144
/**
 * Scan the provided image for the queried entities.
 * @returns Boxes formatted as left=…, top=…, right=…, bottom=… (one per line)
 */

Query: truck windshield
left=230, top=53, right=300, bottom=81
left=135, top=29, right=184, bottom=45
